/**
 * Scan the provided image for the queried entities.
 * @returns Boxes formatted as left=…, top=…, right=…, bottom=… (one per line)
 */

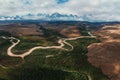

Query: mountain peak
left=0, top=13, right=82, bottom=21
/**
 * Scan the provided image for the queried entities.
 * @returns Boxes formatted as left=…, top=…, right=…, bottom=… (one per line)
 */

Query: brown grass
left=87, top=25, right=120, bottom=80
left=60, top=26, right=81, bottom=37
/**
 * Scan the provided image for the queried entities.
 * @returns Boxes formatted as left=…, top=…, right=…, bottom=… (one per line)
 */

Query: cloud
left=22, top=0, right=32, bottom=5
left=57, top=0, right=69, bottom=4
left=0, top=0, right=120, bottom=21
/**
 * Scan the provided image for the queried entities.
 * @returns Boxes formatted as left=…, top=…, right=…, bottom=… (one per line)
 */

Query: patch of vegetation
left=80, top=31, right=89, bottom=36
left=7, top=38, right=109, bottom=80
left=0, top=38, right=22, bottom=66
left=39, top=26, right=65, bottom=41
left=0, top=38, right=11, bottom=54
left=0, top=31, right=11, bottom=36
left=8, top=66, right=66, bottom=80
left=0, top=67, right=10, bottom=80
left=0, top=22, right=109, bottom=80
left=12, top=36, right=59, bottom=54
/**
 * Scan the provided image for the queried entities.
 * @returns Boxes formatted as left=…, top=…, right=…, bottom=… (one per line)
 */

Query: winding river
left=0, top=32, right=95, bottom=80
left=0, top=32, right=95, bottom=59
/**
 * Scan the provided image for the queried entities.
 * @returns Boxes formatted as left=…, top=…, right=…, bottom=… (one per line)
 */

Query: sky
left=0, top=0, right=120, bottom=21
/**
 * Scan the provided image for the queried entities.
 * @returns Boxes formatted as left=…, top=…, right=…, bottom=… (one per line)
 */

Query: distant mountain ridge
left=0, top=13, right=83, bottom=21
left=1, top=13, right=119, bottom=22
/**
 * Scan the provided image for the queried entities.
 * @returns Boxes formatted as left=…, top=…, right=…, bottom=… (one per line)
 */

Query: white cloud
left=0, top=0, right=120, bottom=21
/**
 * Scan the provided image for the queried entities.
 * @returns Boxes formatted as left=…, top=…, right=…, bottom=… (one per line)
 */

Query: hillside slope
left=87, top=25, right=120, bottom=80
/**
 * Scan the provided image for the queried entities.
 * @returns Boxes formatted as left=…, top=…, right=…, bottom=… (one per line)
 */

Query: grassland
left=2, top=38, right=109, bottom=80
left=0, top=23, right=109, bottom=80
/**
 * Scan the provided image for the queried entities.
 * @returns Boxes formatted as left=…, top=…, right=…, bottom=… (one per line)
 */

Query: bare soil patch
left=60, top=26, right=81, bottom=37
left=87, top=25, right=120, bottom=80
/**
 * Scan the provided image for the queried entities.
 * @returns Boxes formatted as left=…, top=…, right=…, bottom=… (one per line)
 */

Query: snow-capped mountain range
left=0, top=13, right=83, bottom=21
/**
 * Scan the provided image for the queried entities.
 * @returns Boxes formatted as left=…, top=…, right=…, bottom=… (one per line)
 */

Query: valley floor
left=0, top=32, right=109, bottom=80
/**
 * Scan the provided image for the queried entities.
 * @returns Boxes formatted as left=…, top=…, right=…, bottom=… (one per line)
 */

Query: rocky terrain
left=87, top=25, right=120, bottom=80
